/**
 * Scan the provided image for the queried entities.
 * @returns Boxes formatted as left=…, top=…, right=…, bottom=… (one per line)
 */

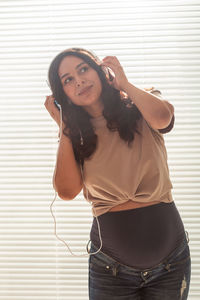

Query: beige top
left=82, top=91, right=174, bottom=217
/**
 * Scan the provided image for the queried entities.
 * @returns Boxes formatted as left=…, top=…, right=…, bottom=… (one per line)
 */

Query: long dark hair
left=48, top=47, right=142, bottom=166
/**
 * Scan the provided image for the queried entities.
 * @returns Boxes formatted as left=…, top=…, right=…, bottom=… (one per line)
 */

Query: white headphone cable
left=50, top=102, right=103, bottom=257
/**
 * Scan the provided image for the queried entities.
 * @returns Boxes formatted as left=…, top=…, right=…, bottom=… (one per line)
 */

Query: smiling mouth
left=79, top=85, right=93, bottom=95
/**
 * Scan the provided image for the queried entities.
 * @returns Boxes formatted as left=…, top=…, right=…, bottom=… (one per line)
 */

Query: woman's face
left=58, top=55, right=103, bottom=110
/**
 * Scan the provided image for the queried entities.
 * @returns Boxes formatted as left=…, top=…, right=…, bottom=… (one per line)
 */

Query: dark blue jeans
left=88, top=231, right=191, bottom=299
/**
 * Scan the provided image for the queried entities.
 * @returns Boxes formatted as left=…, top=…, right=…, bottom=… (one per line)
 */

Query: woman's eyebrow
left=60, top=62, right=86, bottom=80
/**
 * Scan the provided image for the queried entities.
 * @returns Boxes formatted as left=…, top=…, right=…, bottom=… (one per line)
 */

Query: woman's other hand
left=44, top=95, right=61, bottom=127
left=100, top=56, right=129, bottom=92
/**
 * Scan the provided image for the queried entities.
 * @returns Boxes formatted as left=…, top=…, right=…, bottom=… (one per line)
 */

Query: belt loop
left=112, top=262, right=119, bottom=277
left=86, top=239, right=92, bottom=254
left=185, top=231, right=189, bottom=244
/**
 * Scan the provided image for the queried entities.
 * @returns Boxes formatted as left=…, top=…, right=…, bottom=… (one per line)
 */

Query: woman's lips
left=79, top=85, right=93, bottom=95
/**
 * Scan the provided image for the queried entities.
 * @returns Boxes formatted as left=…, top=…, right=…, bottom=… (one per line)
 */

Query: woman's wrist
left=58, top=124, right=71, bottom=143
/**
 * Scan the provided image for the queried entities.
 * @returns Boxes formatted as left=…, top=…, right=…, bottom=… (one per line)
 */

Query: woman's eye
left=63, top=67, right=88, bottom=85
left=64, top=77, right=72, bottom=85
left=80, top=66, right=88, bottom=73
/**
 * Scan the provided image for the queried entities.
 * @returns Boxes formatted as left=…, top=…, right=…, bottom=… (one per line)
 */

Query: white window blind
left=0, top=0, right=199, bottom=299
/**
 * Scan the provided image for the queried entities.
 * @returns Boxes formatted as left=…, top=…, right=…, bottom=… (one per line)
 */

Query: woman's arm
left=53, top=133, right=83, bottom=200
left=44, top=95, right=83, bottom=200
left=100, top=56, right=174, bottom=131
left=122, top=83, right=174, bottom=130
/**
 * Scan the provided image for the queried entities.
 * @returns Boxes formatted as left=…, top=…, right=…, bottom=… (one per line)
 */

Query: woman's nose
left=75, top=77, right=85, bottom=86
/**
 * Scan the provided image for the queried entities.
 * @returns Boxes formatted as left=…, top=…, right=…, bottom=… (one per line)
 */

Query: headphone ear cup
left=101, top=65, right=114, bottom=81
left=107, top=68, right=114, bottom=81
left=101, top=65, right=109, bottom=77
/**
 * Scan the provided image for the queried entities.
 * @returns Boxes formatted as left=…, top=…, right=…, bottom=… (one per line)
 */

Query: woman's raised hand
left=44, top=95, right=61, bottom=127
left=100, top=56, right=129, bottom=92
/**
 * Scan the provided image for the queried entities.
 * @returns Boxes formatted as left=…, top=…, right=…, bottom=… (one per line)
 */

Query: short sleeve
left=158, top=114, right=175, bottom=134
left=149, top=88, right=175, bottom=134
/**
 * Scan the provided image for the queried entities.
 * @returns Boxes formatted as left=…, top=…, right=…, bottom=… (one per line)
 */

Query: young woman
left=44, top=47, right=191, bottom=300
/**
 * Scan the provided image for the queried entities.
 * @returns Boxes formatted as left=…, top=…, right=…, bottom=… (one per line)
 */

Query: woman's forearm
left=123, top=82, right=174, bottom=129
left=53, top=132, right=83, bottom=200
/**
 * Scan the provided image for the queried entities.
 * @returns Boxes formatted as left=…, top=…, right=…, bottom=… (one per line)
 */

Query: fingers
left=102, top=56, right=120, bottom=63
left=101, top=56, right=123, bottom=75
left=44, top=96, right=56, bottom=114
left=44, top=95, right=55, bottom=108
left=44, top=95, right=61, bottom=126
left=102, top=56, right=121, bottom=66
